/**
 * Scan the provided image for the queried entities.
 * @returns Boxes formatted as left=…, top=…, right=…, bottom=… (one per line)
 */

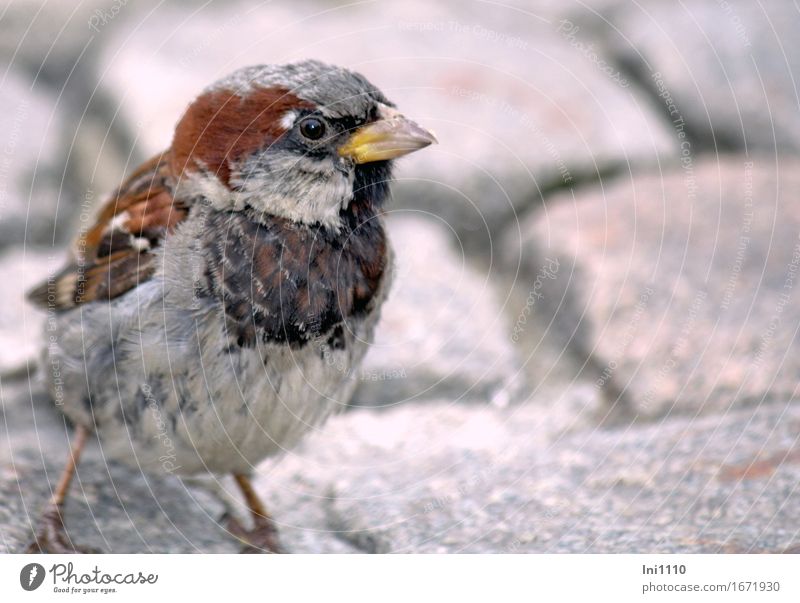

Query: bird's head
left=170, top=60, right=436, bottom=229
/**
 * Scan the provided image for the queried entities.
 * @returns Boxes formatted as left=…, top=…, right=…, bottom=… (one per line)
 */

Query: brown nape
left=170, top=86, right=314, bottom=187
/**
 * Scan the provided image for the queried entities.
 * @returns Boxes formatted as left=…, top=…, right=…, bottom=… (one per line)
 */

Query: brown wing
left=27, top=152, right=189, bottom=310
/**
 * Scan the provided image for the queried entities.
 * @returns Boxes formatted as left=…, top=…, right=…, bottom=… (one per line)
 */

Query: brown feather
left=27, top=152, right=181, bottom=310
left=170, top=86, right=311, bottom=187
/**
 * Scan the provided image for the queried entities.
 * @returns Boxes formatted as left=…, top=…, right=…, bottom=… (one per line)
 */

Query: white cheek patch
left=231, top=151, right=354, bottom=231
left=279, top=111, right=297, bottom=131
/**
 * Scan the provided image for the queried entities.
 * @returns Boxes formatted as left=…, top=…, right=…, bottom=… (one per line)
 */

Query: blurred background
left=1, top=0, right=799, bottom=552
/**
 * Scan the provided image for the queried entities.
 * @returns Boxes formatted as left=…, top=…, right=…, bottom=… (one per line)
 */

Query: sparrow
left=25, top=60, right=436, bottom=553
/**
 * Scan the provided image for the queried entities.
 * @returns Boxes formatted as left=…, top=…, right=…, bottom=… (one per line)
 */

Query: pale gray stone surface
left=506, top=156, right=800, bottom=420
left=0, top=70, right=67, bottom=248
left=572, top=0, right=800, bottom=152
left=319, top=400, right=800, bottom=553
left=0, top=1, right=159, bottom=245
left=2, top=0, right=800, bottom=555
left=0, top=248, right=55, bottom=375
left=353, top=215, right=524, bottom=408
left=8, top=382, right=796, bottom=553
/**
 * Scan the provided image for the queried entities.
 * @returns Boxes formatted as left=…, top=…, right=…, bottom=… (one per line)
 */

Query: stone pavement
left=1, top=0, right=798, bottom=552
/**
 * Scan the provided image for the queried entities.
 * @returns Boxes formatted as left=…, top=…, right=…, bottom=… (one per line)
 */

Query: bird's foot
left=223, top=512, right=285, bottom=554
left=26, top=506, right=99, bottom=554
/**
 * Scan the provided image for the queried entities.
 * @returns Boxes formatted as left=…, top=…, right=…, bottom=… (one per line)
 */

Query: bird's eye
left=299, top=117, right=326, bottom=141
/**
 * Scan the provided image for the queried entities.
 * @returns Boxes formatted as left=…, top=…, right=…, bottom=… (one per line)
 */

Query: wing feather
left=27, top=152, right=187, bottom=310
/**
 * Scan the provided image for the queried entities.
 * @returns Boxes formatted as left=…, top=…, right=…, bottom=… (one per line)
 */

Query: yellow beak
left=338, top=104, right=437, bottom=164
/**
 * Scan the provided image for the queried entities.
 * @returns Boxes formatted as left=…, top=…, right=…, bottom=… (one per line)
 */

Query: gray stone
left=4, top=373, right=798, bottom=553
left=505, top=156, right=800, bottom=420
left=0, top=248, right=57, bottom=375
left=0, top=70, right=69, bottom=248
left=0, top=1, right=162, bottom=246
left=293, top=398, right=800, bottom=553
left=0, top=0, right=140, bottom=89
left=94, top=0, right=676, bottom=249
left=574, top=0, right=800, bottom=152
left=352, top=215, right=524, bottom=408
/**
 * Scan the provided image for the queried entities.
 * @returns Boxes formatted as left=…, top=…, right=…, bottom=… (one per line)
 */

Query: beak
left=338, top=104, right=437, bottom=164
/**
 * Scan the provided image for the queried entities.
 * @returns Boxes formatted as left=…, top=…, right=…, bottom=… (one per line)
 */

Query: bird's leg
left=27, top=425, right=98, bottom=554
left=225, top=473, right=285, bottom=553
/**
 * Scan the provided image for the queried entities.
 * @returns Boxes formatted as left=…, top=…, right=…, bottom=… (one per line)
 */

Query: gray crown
left=208, top=59, right=391, bottom=119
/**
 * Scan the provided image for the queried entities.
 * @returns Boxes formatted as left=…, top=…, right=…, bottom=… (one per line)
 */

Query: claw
left=222, top=511, right=285, bottom=554
left=27, top=506, right=100, bottom=554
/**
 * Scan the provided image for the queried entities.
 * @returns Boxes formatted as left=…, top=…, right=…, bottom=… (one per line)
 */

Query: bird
left=25, top=59, right=436, bottom=553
